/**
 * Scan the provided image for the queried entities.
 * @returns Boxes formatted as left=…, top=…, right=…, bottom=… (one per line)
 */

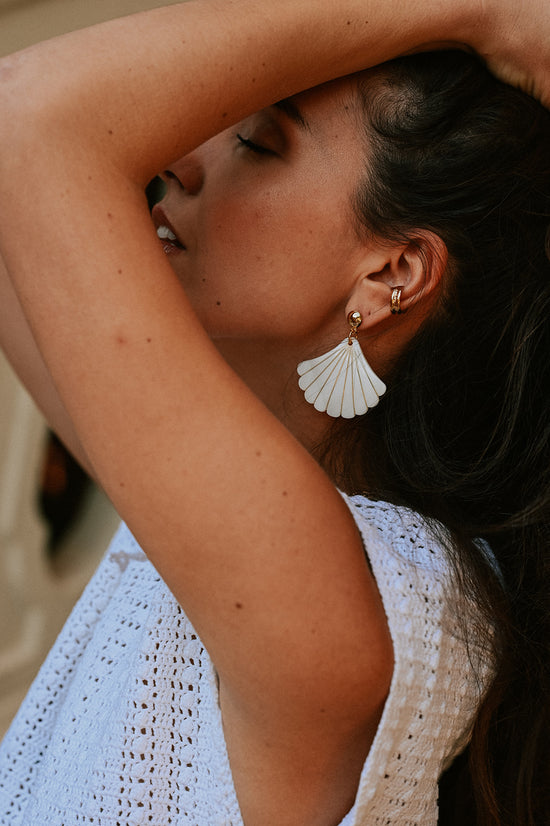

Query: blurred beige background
left=0, top=0, right=181, bottom=737
left=0, top=0, right=180, bottom=55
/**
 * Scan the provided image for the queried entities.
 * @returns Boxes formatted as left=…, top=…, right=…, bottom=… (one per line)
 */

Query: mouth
left=156, top=224, right=186, bottom=254
left=151, top=204, right=186, bottom=254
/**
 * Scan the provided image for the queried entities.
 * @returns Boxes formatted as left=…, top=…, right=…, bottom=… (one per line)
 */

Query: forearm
left=0, top=0, right=478, bottom=186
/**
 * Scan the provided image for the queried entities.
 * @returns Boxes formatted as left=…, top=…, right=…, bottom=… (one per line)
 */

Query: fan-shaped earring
left=297, top=311, right=386, bottom=418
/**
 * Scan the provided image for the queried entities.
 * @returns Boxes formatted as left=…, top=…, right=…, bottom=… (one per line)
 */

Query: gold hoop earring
left=390, top=286, right=404, bottom=315
left=296, top=311, right=387, bottom=418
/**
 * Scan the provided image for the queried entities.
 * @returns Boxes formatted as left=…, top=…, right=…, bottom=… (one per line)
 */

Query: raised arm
left=0, top=0, right=476, bottom=183
left=0, top=0, right=482, bottom=596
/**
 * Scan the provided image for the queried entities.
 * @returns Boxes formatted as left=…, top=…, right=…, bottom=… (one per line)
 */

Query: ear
left=346, top=231, right=448, bottom=329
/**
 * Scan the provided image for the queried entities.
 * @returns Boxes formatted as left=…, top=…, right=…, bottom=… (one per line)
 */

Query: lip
left=151, top=204, right=186, bottom=254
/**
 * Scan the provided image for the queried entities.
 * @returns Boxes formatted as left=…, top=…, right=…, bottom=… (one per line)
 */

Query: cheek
left=206, top=185, right=348, bottom=274
left=191, top=182, right=358, bottom=334
left=195, top=198, right=289, bottom=300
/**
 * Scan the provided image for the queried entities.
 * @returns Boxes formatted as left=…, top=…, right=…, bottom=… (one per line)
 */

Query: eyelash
left=236, top=133, right=272, bottom=155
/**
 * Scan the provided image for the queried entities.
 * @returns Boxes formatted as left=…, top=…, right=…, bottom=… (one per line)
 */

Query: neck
left=213, top=337, right=334, bottom=456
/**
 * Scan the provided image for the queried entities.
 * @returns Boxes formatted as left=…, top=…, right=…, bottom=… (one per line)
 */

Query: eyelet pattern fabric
left=0, top=495, right=493, bottom=825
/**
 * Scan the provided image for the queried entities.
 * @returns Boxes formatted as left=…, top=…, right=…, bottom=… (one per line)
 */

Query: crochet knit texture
left=0, top=494, right=493, bottom=825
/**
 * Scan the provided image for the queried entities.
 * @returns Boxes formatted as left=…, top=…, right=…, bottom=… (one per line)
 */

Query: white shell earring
left=297, top=311, right=387, bottom=418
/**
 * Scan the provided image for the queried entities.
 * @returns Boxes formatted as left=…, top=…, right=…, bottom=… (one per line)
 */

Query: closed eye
left=236, top=133, right=273, bottom=155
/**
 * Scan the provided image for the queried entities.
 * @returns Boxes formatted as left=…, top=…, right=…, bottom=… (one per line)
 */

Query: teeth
left=156, top=225, right=177, bottom=242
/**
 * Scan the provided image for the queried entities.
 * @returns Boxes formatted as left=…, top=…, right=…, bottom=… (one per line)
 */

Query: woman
left=0, top=1, right=549, bottom=824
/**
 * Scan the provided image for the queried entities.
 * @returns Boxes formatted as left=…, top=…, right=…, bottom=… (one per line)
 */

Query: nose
left=163, top=152, right=204, bottom=195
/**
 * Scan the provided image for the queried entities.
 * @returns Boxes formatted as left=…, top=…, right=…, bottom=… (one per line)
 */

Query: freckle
left=320, top=708, right=326, bottom=713
left=202, top=278, right=207, bottom=283
left=108, top=129, right=113, bottom=135
left=235, top=602, right=243, bottom=610
left=251, top=77, right=256, bottom=83
left=282, top=490, right=288, bottom=497
left=222, top=111, right=228, bottom=119
left=347, top=20, right=351, bottom=25
left=116, top=335, right=127, bottom=345
left=216, top=301, right=221, bottom=306
left=107, top=212, right=113, bottom=220
left=146, top=337, right=152, bottom=343
left=255, top=450, right=262, bottom=457
left=117, top=269, right=123, bottom=275
left=119, top=481, right=125, bottom=488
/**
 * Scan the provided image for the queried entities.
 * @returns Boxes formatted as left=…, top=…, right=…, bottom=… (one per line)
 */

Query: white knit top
left=0, top=494, right=493, bottom=825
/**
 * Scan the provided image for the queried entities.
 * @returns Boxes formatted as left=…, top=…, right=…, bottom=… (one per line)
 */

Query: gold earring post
left=347, top=311, right=362, bottom=344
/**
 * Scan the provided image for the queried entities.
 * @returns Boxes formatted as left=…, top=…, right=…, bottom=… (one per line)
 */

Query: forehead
left=272, top=77, right=367, bottom=187
left=286, top=76, right=361, bottom=133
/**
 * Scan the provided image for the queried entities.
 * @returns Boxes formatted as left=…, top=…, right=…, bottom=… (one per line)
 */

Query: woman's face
left=152, top=77, right=369, bottom=347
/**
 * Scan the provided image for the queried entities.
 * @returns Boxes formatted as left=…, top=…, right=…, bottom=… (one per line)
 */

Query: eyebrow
left=273, top=98, right=311, bottom=132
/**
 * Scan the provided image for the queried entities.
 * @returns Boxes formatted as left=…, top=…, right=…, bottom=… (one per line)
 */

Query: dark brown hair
left=332, top=51, right=550, bottom=825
